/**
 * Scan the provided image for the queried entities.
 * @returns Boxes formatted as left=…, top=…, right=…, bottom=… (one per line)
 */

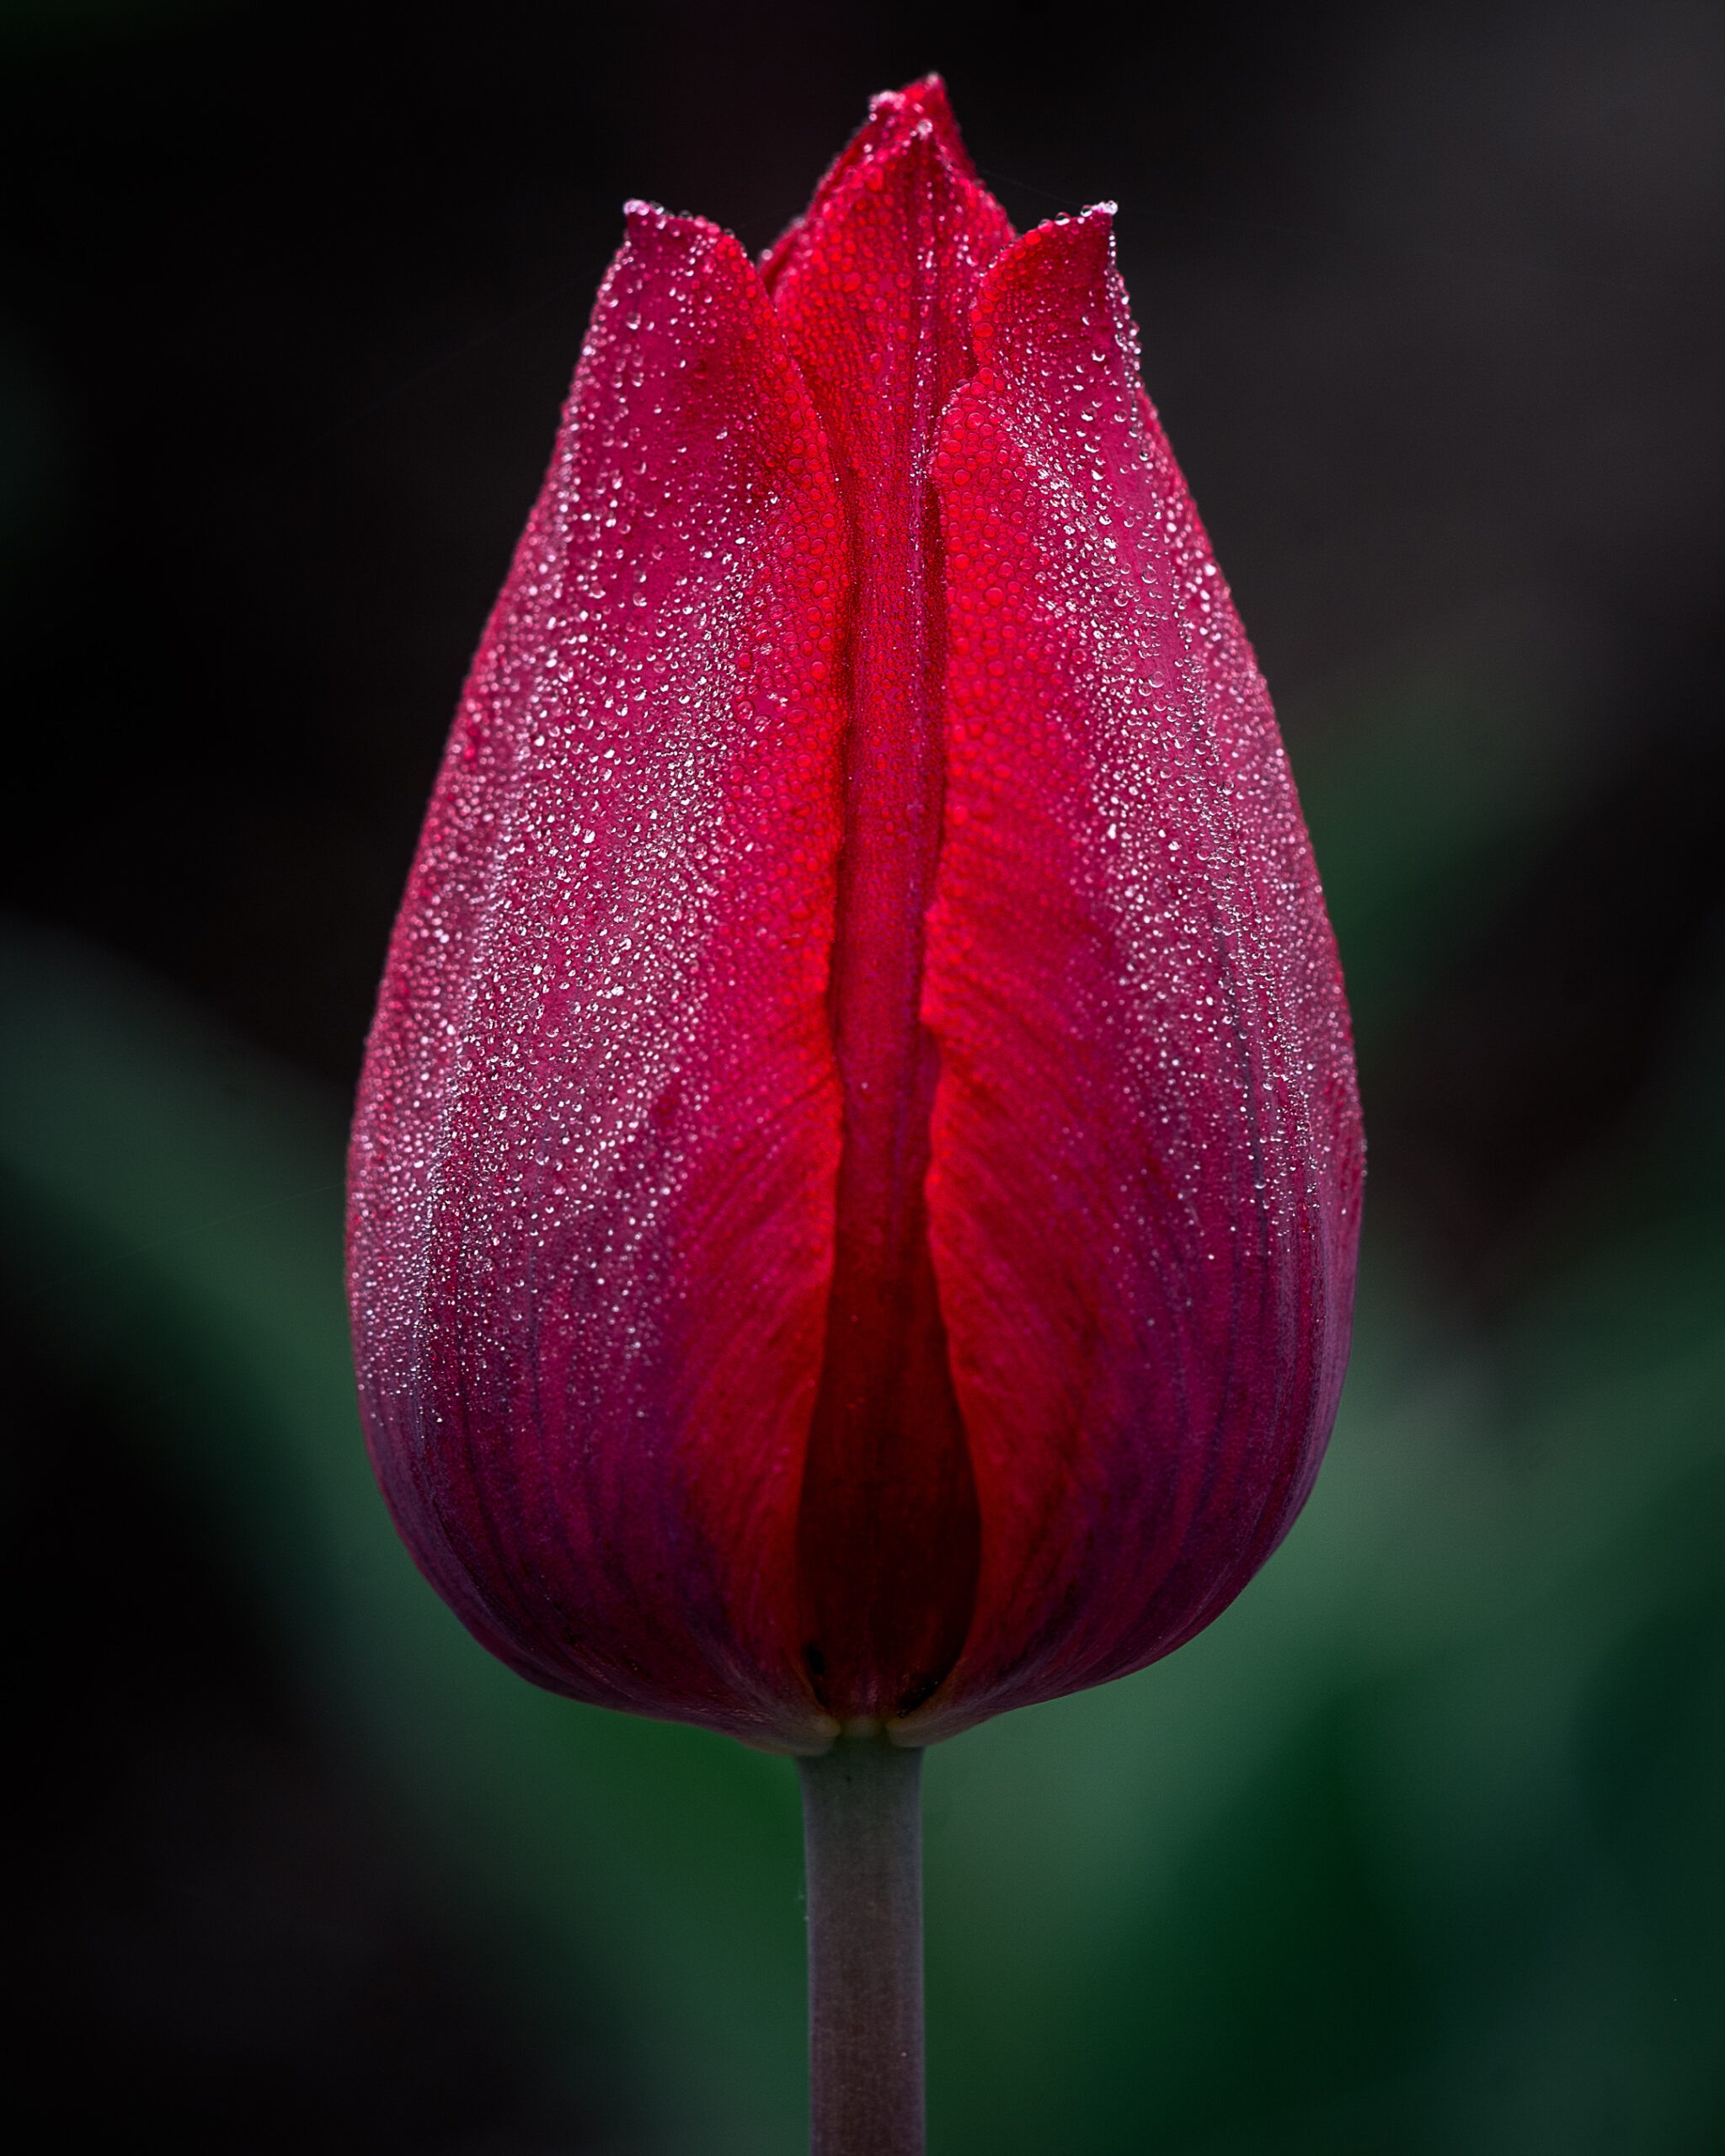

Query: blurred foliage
left=3, top=662, right=1722, bottom=2153
left=1295, top=654, right=1600, bottom=1056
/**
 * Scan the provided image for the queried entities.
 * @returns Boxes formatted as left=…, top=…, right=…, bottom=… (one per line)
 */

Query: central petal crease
left=771, top=84, right=1014, bottom=1719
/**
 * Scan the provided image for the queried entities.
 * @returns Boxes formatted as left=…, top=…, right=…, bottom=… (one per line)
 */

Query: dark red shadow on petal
left=798, top=1198, right=978, bottom=1721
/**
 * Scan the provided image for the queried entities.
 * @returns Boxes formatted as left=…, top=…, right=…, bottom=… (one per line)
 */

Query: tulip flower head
left=347, top=79, right=1363, bottom=1760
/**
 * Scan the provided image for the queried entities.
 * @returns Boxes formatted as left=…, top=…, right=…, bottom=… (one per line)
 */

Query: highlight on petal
left=910, top=208, right=1362, bottom=1740
left=766, top=89, right=1012, bottom=1723
left=348, top=204, right=852, bottom=1750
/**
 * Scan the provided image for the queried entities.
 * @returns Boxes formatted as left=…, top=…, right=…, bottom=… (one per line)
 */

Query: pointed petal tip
left=869, top=73, right=948, bottom=119
left=872, top=73, right=974, bottom=173
left=871, top=73, right=953, bottom=125
left=622, top=198, right=720, bottom=240
left=761, top=72, right=991, bottom=287
left=965, top=200, right=1123, bottom=355
left=619, top=200, right=747, bottom=280
left=1019, top=200, right=1115, bottom=244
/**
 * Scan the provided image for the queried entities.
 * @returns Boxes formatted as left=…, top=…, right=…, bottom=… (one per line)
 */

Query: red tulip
left=347, top=78, right=1363, bottom=1759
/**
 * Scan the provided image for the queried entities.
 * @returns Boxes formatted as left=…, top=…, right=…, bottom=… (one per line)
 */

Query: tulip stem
left=798, top=1736, right=926, bottom=2156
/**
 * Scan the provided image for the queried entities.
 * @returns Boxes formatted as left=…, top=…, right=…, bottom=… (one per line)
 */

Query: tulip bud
left=347, top=78, right=1363, bottom=1758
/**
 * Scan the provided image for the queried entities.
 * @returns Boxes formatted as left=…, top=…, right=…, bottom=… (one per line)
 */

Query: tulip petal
left=348, top=205, right=849, bottom=1749
left=767, top=93, right=1012, bottom=1718
left=913, top=209, right=1364, bottom=1739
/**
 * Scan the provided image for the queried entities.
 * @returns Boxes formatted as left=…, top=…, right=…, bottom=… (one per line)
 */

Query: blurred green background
left=4, top=2, right=1722, bottom=2151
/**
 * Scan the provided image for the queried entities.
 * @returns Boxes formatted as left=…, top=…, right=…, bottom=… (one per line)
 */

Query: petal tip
left=762, top=73, right=994, bottom=289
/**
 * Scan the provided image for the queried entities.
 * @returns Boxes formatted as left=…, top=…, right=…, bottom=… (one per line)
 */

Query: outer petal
left=910, top=210, right=1363, bottom=1741
left=347, top=205, right=848, bottom=1751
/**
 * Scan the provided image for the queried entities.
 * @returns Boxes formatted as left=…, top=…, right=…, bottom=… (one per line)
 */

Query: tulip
left=349, top=75, right=1361, bottom=2156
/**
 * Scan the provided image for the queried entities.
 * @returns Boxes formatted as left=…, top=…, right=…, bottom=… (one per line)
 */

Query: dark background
left=4, top=3, right=1722, bottom=2152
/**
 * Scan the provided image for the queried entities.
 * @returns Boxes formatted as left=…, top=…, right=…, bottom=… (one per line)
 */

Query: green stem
left=798, top=1736, right=926, bottom=2156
